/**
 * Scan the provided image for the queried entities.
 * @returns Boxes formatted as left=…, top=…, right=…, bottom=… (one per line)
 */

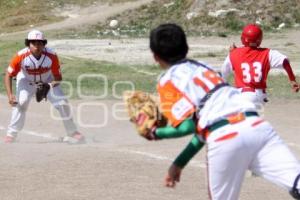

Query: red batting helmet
left=241, top=24, right=263, bottom=47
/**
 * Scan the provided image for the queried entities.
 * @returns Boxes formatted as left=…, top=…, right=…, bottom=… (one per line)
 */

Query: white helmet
left=25, top=30, right=47, bottom=46
left=27, top=30, right=46, bottom=40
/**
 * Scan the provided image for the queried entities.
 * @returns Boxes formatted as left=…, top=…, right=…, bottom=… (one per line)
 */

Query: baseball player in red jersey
left=148, top=23, right=300, bottom=200
left=3, top=30, right=85, bottom=144
left=221, top=23, right=299, bottom=105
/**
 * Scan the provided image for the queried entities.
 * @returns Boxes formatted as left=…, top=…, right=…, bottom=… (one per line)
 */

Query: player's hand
left=49, top=81, right=60, bottom=88
left=229, top=43, right=237, bottom=52
left=145, top=126, right=158, bottom=141
left=8, top=94, right=17, bottom=106
left=290, top=81, right=299, bottom=92
left=164, top=164, right=182, bottom=188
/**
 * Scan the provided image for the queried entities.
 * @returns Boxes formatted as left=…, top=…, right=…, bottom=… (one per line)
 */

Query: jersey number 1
left=194, top=70, right=224, bottom=93
left=241, top=62, right=262, bottom=83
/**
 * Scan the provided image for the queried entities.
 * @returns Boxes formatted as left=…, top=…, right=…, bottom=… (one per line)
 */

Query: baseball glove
left=123, top=90, right=168, bottom=140
left=36, top=82, right=50, bottom=102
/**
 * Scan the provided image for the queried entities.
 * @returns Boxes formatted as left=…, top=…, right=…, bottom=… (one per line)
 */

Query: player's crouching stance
left=148, top=23, right=300, bottom=200
left=3, top=30, right=85, bottom=144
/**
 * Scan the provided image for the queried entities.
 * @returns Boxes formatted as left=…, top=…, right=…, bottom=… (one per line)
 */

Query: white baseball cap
left=27, top=30, right=46, bottom=40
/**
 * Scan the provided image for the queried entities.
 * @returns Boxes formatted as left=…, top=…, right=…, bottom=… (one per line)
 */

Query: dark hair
left=150, top=23, right=188, bottom=64
left=25, top=39, right=47, bottom=47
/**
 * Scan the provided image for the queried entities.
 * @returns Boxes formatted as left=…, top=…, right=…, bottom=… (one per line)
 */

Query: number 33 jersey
left=222, top=47, right=287, bottom=89
left=157, top=60, right=256, bottom=129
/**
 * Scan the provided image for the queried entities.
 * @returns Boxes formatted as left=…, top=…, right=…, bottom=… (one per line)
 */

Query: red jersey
left=230, top=47, right=270, bottom=89
left=222, top=47, right=287, bottom=89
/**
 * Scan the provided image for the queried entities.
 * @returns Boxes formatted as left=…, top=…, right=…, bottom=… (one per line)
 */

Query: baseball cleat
left=4, top=135, right=16, bottom=144
left=62, top=132, right=85, bottom=144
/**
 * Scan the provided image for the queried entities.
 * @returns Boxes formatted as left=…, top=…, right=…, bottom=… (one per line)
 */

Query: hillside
left=107, top=0, right=300, bottom=37
left=1, top=0, right=300, bottom=38
left=50, top=0, right=300, bottom=38
left=0, top=0, right=137, bottom=34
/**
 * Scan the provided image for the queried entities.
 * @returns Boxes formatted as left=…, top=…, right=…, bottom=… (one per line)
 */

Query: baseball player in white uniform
left=221, top=23, right=299, bottom=106
left=148, top=23, right=300, bottom=200
left=3, top=30, right=85, bottom=144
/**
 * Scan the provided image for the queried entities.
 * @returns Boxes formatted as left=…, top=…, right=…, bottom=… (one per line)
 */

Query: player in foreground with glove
left=3, top=30, right=84, bottom=144
left=147, top=23, right=300, bottom=200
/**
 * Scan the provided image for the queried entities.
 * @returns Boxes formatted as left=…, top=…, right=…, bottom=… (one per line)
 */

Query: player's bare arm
left=4, top=71, right=17, bottom=106
left=282, top=59, right=299, bottom=92
left=290, top=80, right=300, bottom=92
left=165, top=164, right=182, bottom=188
left=49, top=75, right=62, bottom=88
left=165, top=136, right=204, bottom=188
left=165, top=135, right=204, bottom=187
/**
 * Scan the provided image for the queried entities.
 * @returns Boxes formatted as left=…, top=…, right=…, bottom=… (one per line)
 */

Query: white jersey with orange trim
left=7, top=47, right=61, bottom=83
left=157, top=60, right=256, bottom=130
left=6, top=47, right=78, bottom=138
left=158, top=59, right=300, bottom=200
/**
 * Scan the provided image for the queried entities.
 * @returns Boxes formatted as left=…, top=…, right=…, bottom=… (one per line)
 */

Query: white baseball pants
left=206, top=116, right=300, bottom=200
left=7, top=78, right=78, bottom=137
left=239, top=89, right=267, bottom=108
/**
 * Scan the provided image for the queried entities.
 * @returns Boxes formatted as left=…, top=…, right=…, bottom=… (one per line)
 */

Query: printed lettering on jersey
left=7, top=47, right=61, bottom=81
left=158, top=63, right=225, bottom=127
left=158, top=80, right=195, bottom=127
left=229, top=47, right=270, bottom=89
left=26, top=67, right=51, bottom=75
left=172, top=97, right=194, bottom=120
left=193, top=69, right=224, bottom=93
left=241, top=62, right=263, bottom=83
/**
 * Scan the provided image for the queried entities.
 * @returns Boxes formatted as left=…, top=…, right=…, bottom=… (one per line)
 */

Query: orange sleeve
left=7, top=54, right=22, bottom=77
left=48, top=53, right=62, bottom=78
left=157, top=80, right=195, bottom=127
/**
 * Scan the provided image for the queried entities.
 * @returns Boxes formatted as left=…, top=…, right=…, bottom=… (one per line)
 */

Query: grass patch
left=59, top=58, right=160, bottom=99
left=0, top=40, right=24, bottom=97
left=226, top=74, right=300, bottom=100
left=0, top=0, right=62, bottom=33
left=267, top=75, right=300, bottom=99
left=0, top=39, right=299, bottom=100
left=0, top=38, right=160, bottom=99
left=1, top=58, right=299, bottom=100
left=0, top=0, right=137, bottom=33
left=0, top=51, right=160, bottom=99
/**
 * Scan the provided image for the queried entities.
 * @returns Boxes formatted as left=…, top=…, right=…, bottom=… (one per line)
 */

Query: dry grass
left=0, top=0, right=137, bottom=33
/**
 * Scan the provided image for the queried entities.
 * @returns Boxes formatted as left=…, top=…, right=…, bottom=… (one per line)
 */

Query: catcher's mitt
left=123, top=90, right=168, bottom=139
left=36, top=82, right=50, bottom=102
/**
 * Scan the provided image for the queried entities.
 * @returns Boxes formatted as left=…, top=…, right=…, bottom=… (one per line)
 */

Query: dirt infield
left=1, top=0, right=300, bottom=199
left=1, top=95, right=299, bottom=200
